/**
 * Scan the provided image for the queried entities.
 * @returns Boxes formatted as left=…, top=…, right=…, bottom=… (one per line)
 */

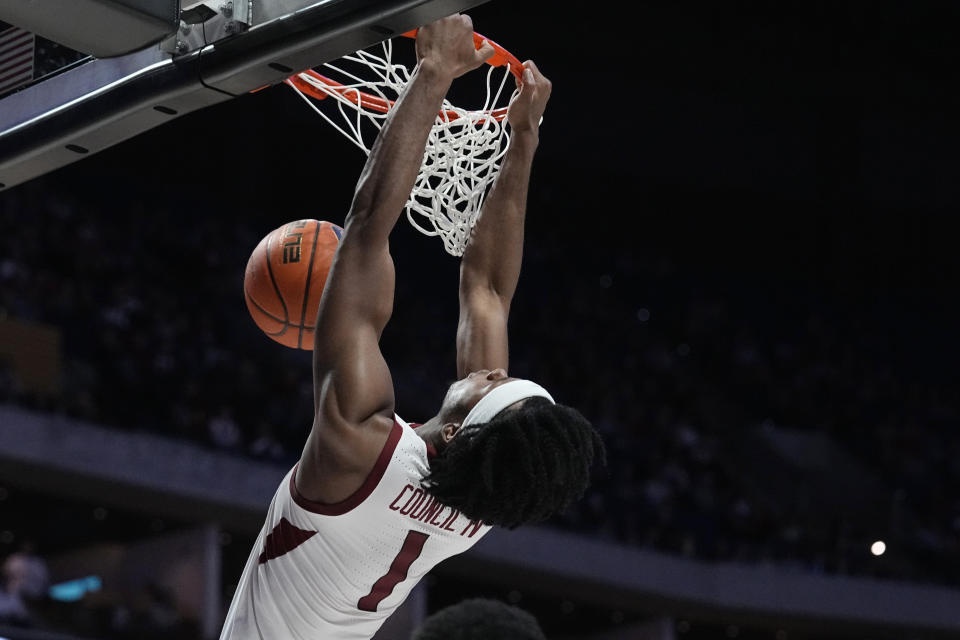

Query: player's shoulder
left=312, top=407, right=395, bottom=463
left=296, top=411, right=398, bottom=505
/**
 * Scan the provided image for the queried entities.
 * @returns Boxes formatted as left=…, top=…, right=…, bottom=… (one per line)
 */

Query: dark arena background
left=1, top=1, right=959, bottom=639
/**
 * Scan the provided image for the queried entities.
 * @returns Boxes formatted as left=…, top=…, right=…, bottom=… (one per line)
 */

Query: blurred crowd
left=1, top=178, right=958, bottom=615
left=0, top=541, right=198, bottom=639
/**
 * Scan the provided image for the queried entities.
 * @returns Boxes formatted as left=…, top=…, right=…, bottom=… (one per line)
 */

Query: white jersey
left=220, top=416, right=491, bottom=640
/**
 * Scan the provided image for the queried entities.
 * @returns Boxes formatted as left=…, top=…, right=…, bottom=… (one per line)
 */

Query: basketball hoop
left=284, top=30, right=523, bottom=256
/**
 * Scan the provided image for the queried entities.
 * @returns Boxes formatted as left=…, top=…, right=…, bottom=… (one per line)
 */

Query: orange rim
left=402, top=29, right=525, bottom=80
left=285, top=30, right=522, bottom=122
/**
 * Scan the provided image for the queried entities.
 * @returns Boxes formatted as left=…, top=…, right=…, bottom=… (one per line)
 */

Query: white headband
left=461, top=379, right=555, bottom=428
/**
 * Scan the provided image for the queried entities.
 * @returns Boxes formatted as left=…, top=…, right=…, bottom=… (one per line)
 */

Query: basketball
left=244, top=219, right=343, bottom=349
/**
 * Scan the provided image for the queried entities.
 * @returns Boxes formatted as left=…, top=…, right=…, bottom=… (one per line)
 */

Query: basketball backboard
left=0, top=0, right=490, bottom=192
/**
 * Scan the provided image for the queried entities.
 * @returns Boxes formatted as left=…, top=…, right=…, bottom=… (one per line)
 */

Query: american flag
left=0, top=25, right=35, bottom=95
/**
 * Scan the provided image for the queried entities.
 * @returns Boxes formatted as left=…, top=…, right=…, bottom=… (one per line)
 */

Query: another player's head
left=411, top=597, right=546, bottom=640
left=425, top=372, right=605, bottom=529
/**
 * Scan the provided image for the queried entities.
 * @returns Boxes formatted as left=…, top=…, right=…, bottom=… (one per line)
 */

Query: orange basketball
left=244, top=219, right=343, bottom=349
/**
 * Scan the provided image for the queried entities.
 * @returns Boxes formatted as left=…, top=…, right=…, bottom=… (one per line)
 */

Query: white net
left=286, top=38, right=518, bottom=256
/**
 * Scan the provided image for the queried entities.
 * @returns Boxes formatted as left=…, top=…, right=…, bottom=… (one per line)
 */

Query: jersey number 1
left=357, top=530, right=429, bottom=612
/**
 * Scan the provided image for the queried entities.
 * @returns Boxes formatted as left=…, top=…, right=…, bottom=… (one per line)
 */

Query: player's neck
left=413, top=416, right=447, bottom=450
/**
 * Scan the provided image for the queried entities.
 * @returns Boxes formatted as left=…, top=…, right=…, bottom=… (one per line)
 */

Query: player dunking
left=220, top=14, right=604, bottom=639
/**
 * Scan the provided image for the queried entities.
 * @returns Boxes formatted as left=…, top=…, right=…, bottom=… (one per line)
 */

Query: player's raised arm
left=298, top=15, right=495, bottom=503
left=456, top=61, right=551, bottom=378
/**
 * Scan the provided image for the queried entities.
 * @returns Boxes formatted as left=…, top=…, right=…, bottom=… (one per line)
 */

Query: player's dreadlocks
left=411, top=598, right=546, bottom=640
left=423, top=397, right=605, bottom=529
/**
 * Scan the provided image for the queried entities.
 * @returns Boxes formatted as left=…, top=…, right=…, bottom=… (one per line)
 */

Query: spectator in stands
left=3, top=541, right=49, bottom=602
left=0, top=542, right=49, bottom=627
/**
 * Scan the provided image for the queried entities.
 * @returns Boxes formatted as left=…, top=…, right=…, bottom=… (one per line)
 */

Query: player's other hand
left=507, top=61, right=551, bottom=134
left=416, top=14, right=495, bottom=81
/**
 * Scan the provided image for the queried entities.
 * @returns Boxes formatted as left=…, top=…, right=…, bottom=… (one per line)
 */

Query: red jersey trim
left=290, top=419, right=403, bottom=516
